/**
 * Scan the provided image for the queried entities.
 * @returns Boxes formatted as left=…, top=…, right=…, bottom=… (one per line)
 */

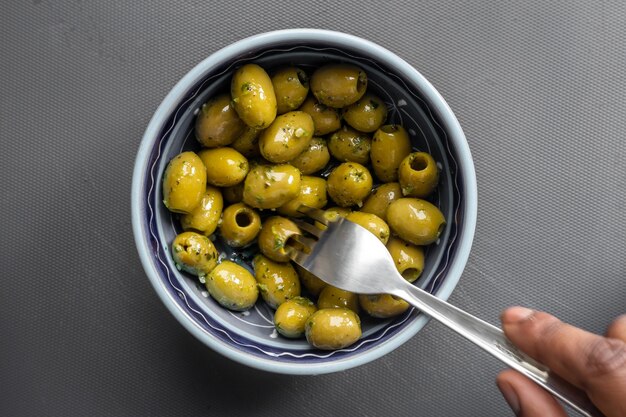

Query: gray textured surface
left=1, top=1, right=625, bottom=416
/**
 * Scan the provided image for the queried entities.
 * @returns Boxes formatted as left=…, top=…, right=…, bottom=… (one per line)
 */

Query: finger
left=501, top=307, right=626, bottom=416
left=497, top=369, right=568, bottom=417
left=606, top=314, right=626, bottom=343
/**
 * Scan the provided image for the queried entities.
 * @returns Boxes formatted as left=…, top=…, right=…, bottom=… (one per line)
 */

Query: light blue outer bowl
left=131, top=29, right=477, bottom=375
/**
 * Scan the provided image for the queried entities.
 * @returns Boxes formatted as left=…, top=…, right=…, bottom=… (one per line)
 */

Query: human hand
left=496, top=307, right=626, bottom=417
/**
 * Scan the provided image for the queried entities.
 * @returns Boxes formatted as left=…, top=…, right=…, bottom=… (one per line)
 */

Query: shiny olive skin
left=371, top=125, right=412, bottom=182
left=305, top=308, right=362, bottom=350
left=242, top=164, right=301, bottom=209
left=219, top=203, right=261, bottom=247
left=254, top=254, right=301, bottom=309
left=162, top=151, right=207, bottom=214
left=359, top=294, right=409, bottom=318
left=271, top=67, right=310, bottom=114
left=195, top=94, right=246, bottom=148
left=295, top=264, right=327, bottom=296
left=222, top=183, right=244, bottom=204
left=180, top=185, right=224, bottom=236
left=274, top=296, right=317, bottom=338
left=328, top=126, right=372, bottom=165
left=171, top=231, right=218, bottom=277
left=231, top=64, right=277, bottom=129
left=317, top=285, right=359, bottom=313
left=398, top=152, right=439, bottom=198
left=327, top=162, right=373, bottom=207
left=231, top=126, right=261, bottom=158
left=198, top=147, right=249, bottom=187
left=342, top=93, right=387, bottom=133
left=259, top=111, right=314, bottom=163
left=205, top=261, right=258, bottom=311
left=387, top=198, right=446, bottom=245
left=360, top=182, right=402, bottom=223
left=386, top=236, right=424, bottom=282
left=314, top=206, right=351, bottom=229
left=278, top=176, right=327, bottom=217
left=289, top=137, right=330, bottom=175
left=345, top=211, right=390, bottom=244
left=257, top=216, right=301, bottom=262
left=297, top=96, right=341, bottom=135
left=310, top=64, right=367, bottom=108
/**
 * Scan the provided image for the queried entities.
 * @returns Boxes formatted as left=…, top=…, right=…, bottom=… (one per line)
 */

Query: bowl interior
left=139, top=43, right=466, bottom=369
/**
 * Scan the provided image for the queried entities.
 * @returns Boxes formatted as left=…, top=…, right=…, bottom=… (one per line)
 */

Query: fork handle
left=393, top=280, right=603, bottom=417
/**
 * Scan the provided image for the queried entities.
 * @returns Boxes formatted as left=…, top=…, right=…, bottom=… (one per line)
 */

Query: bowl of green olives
left=132, top=29, right=477, bottom=374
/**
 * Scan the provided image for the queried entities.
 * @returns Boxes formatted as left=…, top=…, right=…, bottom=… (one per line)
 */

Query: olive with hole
left=219, top=203, right=261, bottom=247
left=180, top=185, right=224, bottom=236
left=297, top=96, right=341, bottom=135
left=257, top=216, right=301, bottom=262
left=198, top=147, right=249, bottom=187
left=273, top=297, right=317, bottom=338
left=371, top=125, right=412, bottom=182
left=360, top=182, right=402, bottom=222
left=345, top=211, right=390, bottom=244
left=195, top=94, right=246, bottom=148
left=205, top=261, right=258, bottom=311
left=387, top=198, right=446, bottom=245
left=271, top=66, right=310, bottom=114
left=328, top=126, right=372, bottom=165
left=398, top=151, right=439, bottom=198
left=386, top=236, right=424, bottom=282
left=359, top=294, right=409, bottom=318
left=342, top=93, right=387, bottom=133
left=259, top=111, right=314, bottom=163
left=254, top=254, right=301, bottom=309
left=242, top=164, right=301, bottom=209
left=162, top=151, right=207, bottom=214
left=327, top=162, right=373, bottom=207
left=289, top=137, right=330, bottom=175
left=305, top=308, right=362, bottom=350
left=317, top=285, right=359, bottom=313
left=310, top=64, right=367, bottom=108
left=278, top=176, right=327, bottom=217
left=231, top=63, right=277, bottom=128
left=171, top=231, right=218, bottom=277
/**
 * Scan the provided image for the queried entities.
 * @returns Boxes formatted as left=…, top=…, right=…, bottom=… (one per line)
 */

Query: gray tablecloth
left=2, top=1, right=625, bottom=416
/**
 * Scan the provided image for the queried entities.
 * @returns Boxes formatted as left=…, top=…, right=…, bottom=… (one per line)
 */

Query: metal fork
left=287, top=206, right=602, bottom=417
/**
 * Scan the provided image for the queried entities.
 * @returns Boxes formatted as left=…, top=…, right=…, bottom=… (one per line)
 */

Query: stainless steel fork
left=287, top=207, right=602, bottom=417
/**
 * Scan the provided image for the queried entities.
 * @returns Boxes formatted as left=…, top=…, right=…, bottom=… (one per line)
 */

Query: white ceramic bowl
left=131, top=29, right=477, bottom=374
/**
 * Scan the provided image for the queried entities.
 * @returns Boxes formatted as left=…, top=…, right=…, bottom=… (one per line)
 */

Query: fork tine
left=288, top=234, right=316, bottom=252
left=292, top=218, right=323, bottom=239
left=296, top=205, right=328, bottom=226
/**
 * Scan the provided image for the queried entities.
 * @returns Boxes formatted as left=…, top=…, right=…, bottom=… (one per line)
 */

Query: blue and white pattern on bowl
left=132, top=30, right=476, bottom=374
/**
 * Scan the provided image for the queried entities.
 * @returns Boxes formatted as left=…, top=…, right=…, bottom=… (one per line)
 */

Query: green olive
left=180, top=185, right=224, bottom=236
left=327, top=162, right=373, bottom=207
left=231, top=63, right=277, bottom=129
left=259, top=111, right=314, bottom=163
left=317, top=285, right=359, bottom=313
left=398, top=152, right=439, bottom=197
left=231, top=126, right=262, bottom=159
left=328, top=126, right=372, bottom=165
left=289, top=137, right=330, bottom=175
left=254, top=254, right=301, bottom=309
left=359, top=294, right=409, bottom=318
left=345, top=211, right=390, bottom=244
left=171, top=231, right=218, bottom=277
left=297, top=96, right=341, bottom=135
left=386, top=236, right=424, bottom=282
left=242, top=164, right=301, bottom=209
left=222, top=183, right=244, bottom=204
left=205, top=261, right=258, bottom=311
left=271, top=67, right=310, bottom=114
left=371, top=125, right=412, bottom=182
left=274, top=297, right=317, bottom=338
left=361, top=182, right=402, bottom=222
left=342, top=93, right=387, bottom=133
left=305, top=308, right=362, bottom=350
left=278, top=176, right=328, bottom=217
left=314, top=206, right=351, bottom=229
left=295, top=264, right=327, bottom=296
left=198, top=147, right=249, bottom=187
left=162, top=151, right=207, bottom=214
left=219, top=203, right=261, bottom=247
left=310, top=64, right=367, bottom=108
left=387, top=198, right=446, bottom=245
left=257, top=216, right=301, bottom=262
left=195, top=94, right=246, bottom=148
